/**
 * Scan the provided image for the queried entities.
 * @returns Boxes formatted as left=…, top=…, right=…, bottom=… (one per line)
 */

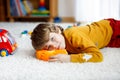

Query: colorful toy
left=21, top=30, right=32, bottom=37
left=36, top=49, right=68, bottom=61
left=31, top=0, right=49, bottom=16
left=0, top=29, right=17, bottom=57
left=38, top=0, right=46, bottom=11
left=67, top=22, right=81, bottom=29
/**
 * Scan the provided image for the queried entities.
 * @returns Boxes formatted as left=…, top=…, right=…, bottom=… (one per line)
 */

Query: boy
left=31, top=18, right=120, bottom=63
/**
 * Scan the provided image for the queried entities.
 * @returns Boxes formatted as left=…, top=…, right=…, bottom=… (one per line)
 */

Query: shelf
left=6, top=0, right=58, bottom=22
left=6, top=16, right=50, bottom=22
left=7, top=16, right=50, bottom=18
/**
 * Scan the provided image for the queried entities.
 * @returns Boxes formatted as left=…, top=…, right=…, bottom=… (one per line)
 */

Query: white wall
left=58, top=0, right=75, bottom=17
left=58, top=0, right=120, bottom=22
left=75, top=0, right=120, bottom=22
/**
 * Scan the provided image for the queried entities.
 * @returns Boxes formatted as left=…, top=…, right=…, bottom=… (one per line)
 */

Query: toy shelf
left=6, top=0, right=58, bottom=22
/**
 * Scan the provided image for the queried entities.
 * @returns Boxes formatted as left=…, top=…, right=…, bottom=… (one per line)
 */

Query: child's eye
left=51, top=37, right=54, bottom=41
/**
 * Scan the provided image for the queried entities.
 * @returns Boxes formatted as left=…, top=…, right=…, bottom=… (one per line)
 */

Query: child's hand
left=49, top=54, right=70, bottom=63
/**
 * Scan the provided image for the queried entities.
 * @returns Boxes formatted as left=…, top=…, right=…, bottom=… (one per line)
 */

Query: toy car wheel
left=0, top=50, right=9, bottom=57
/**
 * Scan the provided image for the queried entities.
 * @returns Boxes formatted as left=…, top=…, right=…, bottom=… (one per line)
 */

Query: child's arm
left=70, top=47, right=103, bottom=63
left=48, top=47, right=102, bottom=63
left=47, top=47, right=103, bottom=63
left=65, top=29, right=103, bottom=63
left=49, top=54, right=70, bottom=63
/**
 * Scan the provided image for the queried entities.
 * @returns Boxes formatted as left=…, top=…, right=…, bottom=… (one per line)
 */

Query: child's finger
left=48, top=58, right=58, bottom=62
left=49, top=55, right=58, bottom=59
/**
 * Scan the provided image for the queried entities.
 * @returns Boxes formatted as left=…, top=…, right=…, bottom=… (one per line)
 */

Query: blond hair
left=31, top=23, right=63, bottom=50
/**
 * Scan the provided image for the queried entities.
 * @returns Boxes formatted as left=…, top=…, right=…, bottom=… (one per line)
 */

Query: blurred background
left=0, top=0, right=120, bottom=23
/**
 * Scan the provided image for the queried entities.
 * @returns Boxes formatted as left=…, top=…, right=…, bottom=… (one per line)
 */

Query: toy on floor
left=0, top=29, right=17, bottom=57
left=36, top=49, right=68, bottom=61
left=67, top=22, right=81, bottom=28
left=21, top=30, right=32, bottom=37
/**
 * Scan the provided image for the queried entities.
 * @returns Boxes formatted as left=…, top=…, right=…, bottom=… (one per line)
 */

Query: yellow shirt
left=63, top=20, right=113, bottom=63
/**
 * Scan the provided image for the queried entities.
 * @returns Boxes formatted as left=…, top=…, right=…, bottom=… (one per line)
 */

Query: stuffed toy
left=36, top=49, right=68, bottom=61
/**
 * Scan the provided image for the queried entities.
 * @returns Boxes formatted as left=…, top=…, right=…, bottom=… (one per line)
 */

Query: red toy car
left=0, top=29, right=17, bottom=57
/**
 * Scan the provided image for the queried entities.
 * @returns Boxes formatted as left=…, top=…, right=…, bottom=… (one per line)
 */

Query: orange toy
left=36, top=49, right=68, bottom=61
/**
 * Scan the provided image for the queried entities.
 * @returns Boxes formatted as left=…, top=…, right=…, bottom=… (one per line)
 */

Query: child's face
left=42, top=32, right=66, bottom=50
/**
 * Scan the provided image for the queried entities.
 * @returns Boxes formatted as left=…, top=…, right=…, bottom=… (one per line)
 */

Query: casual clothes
left=107, top=19, right=120, bottom=47
left=63, top=19, right=116, bottom=63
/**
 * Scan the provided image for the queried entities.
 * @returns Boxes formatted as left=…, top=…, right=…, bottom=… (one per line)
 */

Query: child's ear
left=56, top=27, right=62, bottom=34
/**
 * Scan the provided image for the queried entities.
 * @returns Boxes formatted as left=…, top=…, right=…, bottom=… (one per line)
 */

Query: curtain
left=75, top=0, right=120, bottom=22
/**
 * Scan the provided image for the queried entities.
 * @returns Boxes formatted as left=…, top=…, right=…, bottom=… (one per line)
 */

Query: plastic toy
left=67, top=22, right=81, bottom=29
left=54, top=17, right=62, bottom=23
left=21, top=30, right=32, bottom=37
left=31, top=0, right=49, bottom=16
left=36, top=49, right=68, bottom=61
left=38, top=0, right=46, bottom=11
left=0, top=29, right=17, bottom=57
